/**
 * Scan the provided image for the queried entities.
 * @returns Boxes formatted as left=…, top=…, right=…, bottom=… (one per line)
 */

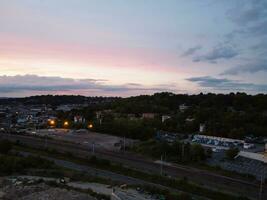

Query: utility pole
left=123, top=136, right=126, bottom=153
left=181, top=144, right=185, bottom=161
left=259, top=167, right=265, bottom=200
left=44, top=136, right=47, bottom=149
left=160, top=155, right=163, bottom=176
left=92, top=142, right=95, bottom=154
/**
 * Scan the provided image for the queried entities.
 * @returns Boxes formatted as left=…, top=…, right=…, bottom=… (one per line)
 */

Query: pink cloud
left=0, top=33, right=182, bottom=73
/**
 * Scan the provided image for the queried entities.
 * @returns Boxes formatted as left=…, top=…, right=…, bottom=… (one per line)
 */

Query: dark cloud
left=181, top=45, right=202, bottom=56
left=247, top=20, right=267, bottom=36
left=187, top=76, right=233, bottom=87
left=227, top=0, right=267, bottom=26
left=224, top=0, right=267, bottom=42
left=222, top=1, right=267, bottom=75
left=193, top=45, right=238, bottom=63
left=186, top=76, right=267, bottom=92
left=125, top=83, right=143, bottom=87
left=220, top=0, right=267, bottom=75
left=0, top=75, right=172, bottom=95
left=221, top=59, right=267, bottom=75
left=196, top=1, right=267, bottom=68
left=0, top=75, right=100, bottom=92
left=225, top=21, right=267, bottom=42
left=250, top=40, right=267, bottom=57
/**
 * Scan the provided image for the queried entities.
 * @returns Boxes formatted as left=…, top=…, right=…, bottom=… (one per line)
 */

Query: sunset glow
left=0, top=0, right=266, bottom=97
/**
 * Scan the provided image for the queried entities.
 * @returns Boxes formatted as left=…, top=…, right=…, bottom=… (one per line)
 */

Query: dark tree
left=225, top=148, right=239, bottom=160
left=0, top=140, right=13, bottom=154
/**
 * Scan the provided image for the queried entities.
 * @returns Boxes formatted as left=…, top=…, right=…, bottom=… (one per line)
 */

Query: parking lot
left=192, top=134, right=265, bottom=153
left=33, top=129, right=137, bottom=151
left=208, top=152, right=267, bottom=180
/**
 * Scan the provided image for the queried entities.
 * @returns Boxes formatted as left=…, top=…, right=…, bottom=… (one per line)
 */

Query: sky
left=0, top=0, right=267, bottom=97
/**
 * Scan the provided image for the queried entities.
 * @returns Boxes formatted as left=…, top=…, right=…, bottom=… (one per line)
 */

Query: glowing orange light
left=49, top=120, right=55, bottom=126
left=88, top=124, right=93, bottom=129
left=64, top=121, right=69, bottom=126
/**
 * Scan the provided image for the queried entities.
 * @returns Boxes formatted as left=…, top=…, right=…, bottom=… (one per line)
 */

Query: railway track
left=1, top=133, right=265, bottom=199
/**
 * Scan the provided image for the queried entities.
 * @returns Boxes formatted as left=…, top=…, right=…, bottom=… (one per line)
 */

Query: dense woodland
left=0, top=95, right=118, bottom=106
left=2, top=92, right=267, bottom=140
left=67, top=92, right=267, bottom=140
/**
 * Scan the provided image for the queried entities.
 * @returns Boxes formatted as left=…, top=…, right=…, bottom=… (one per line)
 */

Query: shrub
left=225, top=148, right=239, bottom=160
left=0, top=140, right=13, bottom=154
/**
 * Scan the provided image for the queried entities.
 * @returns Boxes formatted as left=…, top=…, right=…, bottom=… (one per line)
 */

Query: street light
left=63, top=121, right=69, bottom=127
left=88, top=123, right=93, bottom=129
left=49, top=119, right=55, bottom=126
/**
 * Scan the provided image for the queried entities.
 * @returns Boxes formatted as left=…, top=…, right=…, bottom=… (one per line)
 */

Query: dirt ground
left=0, top=178, right=95, bottom=200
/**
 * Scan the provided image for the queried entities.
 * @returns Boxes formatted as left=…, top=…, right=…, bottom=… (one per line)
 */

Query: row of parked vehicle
left=192, top=135, right=255, bottom=150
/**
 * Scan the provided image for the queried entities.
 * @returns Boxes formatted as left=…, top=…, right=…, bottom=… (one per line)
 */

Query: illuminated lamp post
left=48, top=119, right=56, bottom=127
left=63, top=121, right=69, bottom=128
left=88, top=123, right=93, bottom=129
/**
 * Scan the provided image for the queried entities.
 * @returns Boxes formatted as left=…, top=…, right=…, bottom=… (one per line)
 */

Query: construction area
left=0, top=176, right=159, bottom=200
left=0, top=178, right=95, bottom=200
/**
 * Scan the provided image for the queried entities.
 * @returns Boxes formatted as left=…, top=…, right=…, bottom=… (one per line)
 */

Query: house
left=95, top=111, right=102, bottom=119
left=156, top=130, right=186, bottom=143
left=95, top=110, right=113, bottom=119
left=127, top=114, right=139, bottom=121
left=0, top=112, right=7, bottom=119
left=142, top=113, right=156, bottom=119
left=0, top=111, right=11, bottom=128
left=56, top=105, right=73, bottom=112
left=186, top=117, right=195, bottom=122
left=74, top=115, right=85, bottom=123
left=17, top=116, right=29, bottom=124
left=162, top=115, right=171, bottom=123
left=199, top=123, right=205, bottom=133
left=179, top=104, right=189, bottom=112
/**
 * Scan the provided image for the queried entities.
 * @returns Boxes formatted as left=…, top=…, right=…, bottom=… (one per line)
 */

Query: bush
left=206, top=148, right=213, bottom=158
left=190, top=144, right=206, bottom=161
left=178, top=192, right=192, bottom=200
left=0, top=140, right=13, bottom=154
left=225, top=148, right=239, bottom=160
left=0, top=155, right=55, bottom=176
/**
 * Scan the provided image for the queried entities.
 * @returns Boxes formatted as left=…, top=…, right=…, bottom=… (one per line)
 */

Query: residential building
left=74, top=115, right=85, bottom=123
left=142, top=113, right=156, bottom=119
left=199, top=124, right=205, bottom=133
left=162, top=115, right=171, bottom=123
left=179, top=104, right=189, bottom=112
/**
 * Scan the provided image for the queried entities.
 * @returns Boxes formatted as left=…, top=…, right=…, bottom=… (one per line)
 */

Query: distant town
left=0, top=93, right=267, bottom=200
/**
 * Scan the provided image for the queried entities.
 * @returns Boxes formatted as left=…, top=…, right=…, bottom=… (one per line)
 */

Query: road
left=1, top=133, right=266, bottom=200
